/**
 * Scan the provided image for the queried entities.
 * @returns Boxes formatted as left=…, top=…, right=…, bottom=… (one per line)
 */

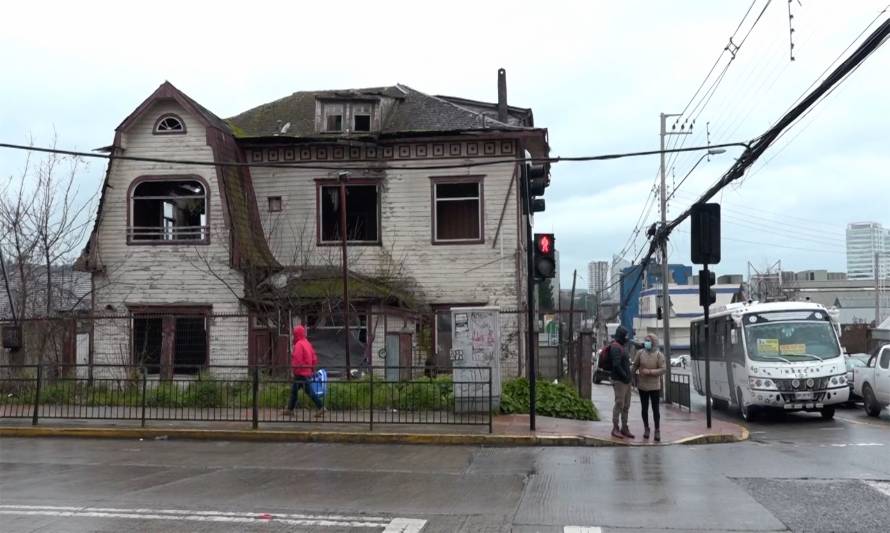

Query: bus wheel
left=820, top=406, right=835, bottom=420
left=738, top=387, right=756, bottom=422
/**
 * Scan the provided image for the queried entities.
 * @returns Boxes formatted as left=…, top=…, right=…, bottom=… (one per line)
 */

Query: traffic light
left=533, top=233, right=556, bottom=279
left=699, top=269, right=716, bottom=307
left=524, top=163, right=549, bottom=214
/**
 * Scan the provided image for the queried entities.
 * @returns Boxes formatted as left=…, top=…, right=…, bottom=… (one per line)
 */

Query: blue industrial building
left=618, top=263, right=692, bottom=336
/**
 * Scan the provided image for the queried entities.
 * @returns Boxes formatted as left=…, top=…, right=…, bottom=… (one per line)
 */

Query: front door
left=385, top=333, right=400, bottom=381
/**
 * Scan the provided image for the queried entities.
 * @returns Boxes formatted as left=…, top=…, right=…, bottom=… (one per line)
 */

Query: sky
left=1, top=0, right=888, bottom=292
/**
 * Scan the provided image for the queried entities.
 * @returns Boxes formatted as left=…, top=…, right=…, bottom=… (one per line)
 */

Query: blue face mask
left=643, top=340, right=653, bottom=351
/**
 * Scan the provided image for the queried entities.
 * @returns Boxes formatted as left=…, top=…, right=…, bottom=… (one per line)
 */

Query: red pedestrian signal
left=533, top=233, right=555, bottom=279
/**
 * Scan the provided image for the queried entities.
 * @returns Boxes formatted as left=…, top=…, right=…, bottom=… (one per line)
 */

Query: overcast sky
left=2, top=1, right=888, bottom=291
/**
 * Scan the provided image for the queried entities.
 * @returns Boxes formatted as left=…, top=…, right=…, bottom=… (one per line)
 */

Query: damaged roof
left=226, top=85, right=531, bottom=139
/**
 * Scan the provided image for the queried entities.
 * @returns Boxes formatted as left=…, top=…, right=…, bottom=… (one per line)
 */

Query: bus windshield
left=744, top=315, right=841, bottom=362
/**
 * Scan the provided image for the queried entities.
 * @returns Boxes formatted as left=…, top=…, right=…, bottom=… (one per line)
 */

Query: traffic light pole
left=523, top=166, right=537, bottom=431
left=703, top=263, right=712, bottom=429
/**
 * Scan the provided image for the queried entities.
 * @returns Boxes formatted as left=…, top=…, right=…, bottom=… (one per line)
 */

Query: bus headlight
left=749, top=377, right=777, bottom=390
left=830, top=375, right=847, bottom=386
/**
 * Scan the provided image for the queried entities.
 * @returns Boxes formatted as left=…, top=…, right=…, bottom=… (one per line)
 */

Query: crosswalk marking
left=865, top=480, right=890, bottom=498
left=564, top=527, right=602, bottom=533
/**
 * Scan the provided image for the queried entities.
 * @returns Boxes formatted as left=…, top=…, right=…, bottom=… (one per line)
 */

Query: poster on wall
left=451, top=306, right=501, bottom=411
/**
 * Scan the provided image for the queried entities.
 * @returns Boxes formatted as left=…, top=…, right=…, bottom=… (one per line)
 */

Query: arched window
left=153, top=114, right=186, bottom=134
left=129, top=178, right=208, bottom=243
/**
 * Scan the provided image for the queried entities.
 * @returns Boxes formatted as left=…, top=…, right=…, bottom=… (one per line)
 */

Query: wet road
left=1, top=397, right=889, bottom=532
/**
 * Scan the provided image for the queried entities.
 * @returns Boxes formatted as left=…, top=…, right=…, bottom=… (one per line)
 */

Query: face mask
left=643, top=340, right=653, bottom=351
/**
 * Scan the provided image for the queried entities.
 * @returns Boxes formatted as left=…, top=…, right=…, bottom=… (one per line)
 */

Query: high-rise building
left=846, top=222, right=890, bottom=280
left=608, top=255, right=631, bottom=299
left=587, top=260, right=609, bottom=300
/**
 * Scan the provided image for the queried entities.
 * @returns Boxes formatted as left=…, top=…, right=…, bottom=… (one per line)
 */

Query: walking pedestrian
left=632, top=334, right=666, bottom=441
left=281, top=325, right=325, bottom=418
left=609, top=325, right=635, bottom=439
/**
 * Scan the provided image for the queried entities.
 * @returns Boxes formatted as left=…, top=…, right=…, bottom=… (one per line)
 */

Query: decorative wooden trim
left=126, top=174, right=211, bottom=246
left=429, top=175, right=486, bottom=246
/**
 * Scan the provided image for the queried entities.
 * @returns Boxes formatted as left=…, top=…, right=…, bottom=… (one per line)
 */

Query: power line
left=0, top=140, right=750, bottom=173
left=675, top=230, right=844, bottom=255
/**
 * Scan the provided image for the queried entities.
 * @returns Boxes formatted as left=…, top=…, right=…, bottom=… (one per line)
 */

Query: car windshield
left=744, top=320, right=841, bottom=362
left=845, top=358, right=866, bottom=370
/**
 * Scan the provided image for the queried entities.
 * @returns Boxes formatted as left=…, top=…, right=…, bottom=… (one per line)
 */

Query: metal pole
left=32, top=364, right=42, bottom=426
left=876, top=252, right=881, bottom=325
left=567, top=269, right=577, bottom=388
left=141, top=367, right=147, bottom=428
left=522, top=163, right=537, bottom=431
left=339, top=174, right=352, bottom=378
left=251, top=365, right=259, bottom=429
left=704, top=264, right=713, bottom=429
left=369, top=363, right=374, bottom=432
left=660, top=112, right=673, bottom=403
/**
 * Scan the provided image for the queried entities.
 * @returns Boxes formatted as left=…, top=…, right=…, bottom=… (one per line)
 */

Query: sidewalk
left=0, top=384, right=746, bottom=447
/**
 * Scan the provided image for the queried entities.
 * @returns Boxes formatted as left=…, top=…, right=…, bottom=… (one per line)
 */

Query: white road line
left=0, top=504, right=426, bottom=530
left=564, top=527, right=602, bottom=533
left=865, top=480, right=890, bottom=498
left=383, top=517, right=428, bottom=532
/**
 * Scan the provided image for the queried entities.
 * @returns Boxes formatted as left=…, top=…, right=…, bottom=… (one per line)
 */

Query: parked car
left=852, top=343, right=890, bottom=417
left=593, top=350, right=610, bottom=384
left=844, top=356, right=867, bottom=402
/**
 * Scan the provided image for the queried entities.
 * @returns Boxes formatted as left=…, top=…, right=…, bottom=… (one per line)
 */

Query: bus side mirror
left=730, top=329, right=738, bottom=345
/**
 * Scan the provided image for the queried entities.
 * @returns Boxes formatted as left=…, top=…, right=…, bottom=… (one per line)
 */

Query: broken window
left=130, top=179, right=207, bottom=242
left=326, top=114, right=343, bottom=132
left=133, top=313, right=208, bottom=375
left=154, top=114, right=185, bottom=134
left=432, top=179, right=483, bottom=242
left=268, top=196, right=282, bottom=212
left=319, top=183, right=380, bottom=243
left=354, top=114, right=371, bottom=132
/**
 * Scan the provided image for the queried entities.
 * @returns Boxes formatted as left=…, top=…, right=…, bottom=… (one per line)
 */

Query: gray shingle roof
left=226, top=85, right=527, bottom=139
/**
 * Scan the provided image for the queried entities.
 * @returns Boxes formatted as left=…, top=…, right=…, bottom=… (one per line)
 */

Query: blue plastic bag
left=310, top=369, right=328, bottom=398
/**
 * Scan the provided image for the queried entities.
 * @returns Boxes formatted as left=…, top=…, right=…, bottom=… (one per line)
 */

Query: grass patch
left=500, top=378, right=599, bottom=421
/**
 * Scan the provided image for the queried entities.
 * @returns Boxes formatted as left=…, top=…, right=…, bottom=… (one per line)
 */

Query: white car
left=853, top=344, right=890, bottom=417
left=671, top=354, right=689, bottom=369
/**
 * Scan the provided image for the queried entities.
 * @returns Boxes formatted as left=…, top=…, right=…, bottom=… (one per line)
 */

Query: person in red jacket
left=281, top=325, right=324, bottom=417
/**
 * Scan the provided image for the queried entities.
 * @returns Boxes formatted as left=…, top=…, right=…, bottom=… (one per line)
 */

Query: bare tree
left=0, top=149, right=38, bottom=320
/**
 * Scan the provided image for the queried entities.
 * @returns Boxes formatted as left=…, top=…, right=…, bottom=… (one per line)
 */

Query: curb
left=0, top=425, right=748, bottom=447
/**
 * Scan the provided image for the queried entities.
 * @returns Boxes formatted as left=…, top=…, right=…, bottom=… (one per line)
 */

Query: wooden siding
left=92, top=101, right=247, bottom=366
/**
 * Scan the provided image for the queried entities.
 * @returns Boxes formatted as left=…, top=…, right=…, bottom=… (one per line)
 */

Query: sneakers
left=621, top=427, right=636, bottom=439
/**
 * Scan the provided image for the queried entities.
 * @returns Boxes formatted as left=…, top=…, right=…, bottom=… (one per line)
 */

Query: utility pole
left=876, top=252, right=881, bottom=326
left=660, top=112, right=690, bottom=402
left=567, top=269, right=577, bottom=387
left=338, top=171, right=352, bottom=378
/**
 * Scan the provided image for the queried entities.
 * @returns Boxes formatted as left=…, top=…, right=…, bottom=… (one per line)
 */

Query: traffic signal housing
left=524, top=163, right=549, bottom=214
left=699, top=269, right=716, bottom=307
left=533, top=233, right=556, bottom=279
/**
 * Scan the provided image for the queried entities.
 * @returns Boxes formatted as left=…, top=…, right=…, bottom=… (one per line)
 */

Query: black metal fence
left=0, top=364, right=493, bottom=432
left=667, top=372, right=692, bottom=411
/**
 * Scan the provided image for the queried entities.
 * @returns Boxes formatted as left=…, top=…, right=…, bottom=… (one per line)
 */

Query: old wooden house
left=75, top=71, right=549, bottom=377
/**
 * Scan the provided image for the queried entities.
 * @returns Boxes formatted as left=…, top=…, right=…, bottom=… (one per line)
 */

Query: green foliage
left=500, top=377, right=599, bottom=421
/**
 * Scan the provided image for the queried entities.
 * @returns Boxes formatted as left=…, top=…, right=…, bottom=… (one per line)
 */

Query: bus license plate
left=796, top=392, right=814, bottom=400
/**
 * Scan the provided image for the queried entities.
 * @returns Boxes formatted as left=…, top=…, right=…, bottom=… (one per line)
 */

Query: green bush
left=500, top=378, right=599, bottom=421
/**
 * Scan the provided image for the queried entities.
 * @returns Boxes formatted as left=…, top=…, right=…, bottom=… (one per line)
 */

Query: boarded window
left=319, top=184, right=379, bottom=243
left=433, top=180, right=482, bottom=242
left=130, top=180, right=207, bottom=242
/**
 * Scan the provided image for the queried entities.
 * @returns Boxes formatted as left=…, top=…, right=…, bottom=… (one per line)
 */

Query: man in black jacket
left=610, top=326, right=635, bottom=439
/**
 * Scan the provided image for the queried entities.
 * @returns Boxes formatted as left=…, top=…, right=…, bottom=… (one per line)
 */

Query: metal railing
left=0, top=364, right=493, bottom=432
left=667, top=372, right=692, bottom=411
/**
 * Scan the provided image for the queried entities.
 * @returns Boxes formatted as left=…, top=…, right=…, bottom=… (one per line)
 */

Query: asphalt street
left=1, top=382, right=889, bottom=532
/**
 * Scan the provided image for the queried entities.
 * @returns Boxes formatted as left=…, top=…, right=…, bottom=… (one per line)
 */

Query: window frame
left=314, top=178, right=382, bottom=246
left=127, top=175, right=211, bottom=246
left=152, top=113, right=187, bottom=135
left=268, top=196, right=283, bottom=213
left=128, top=305, right=211, bottom=375
left=430, top=176, right=485, bottom=245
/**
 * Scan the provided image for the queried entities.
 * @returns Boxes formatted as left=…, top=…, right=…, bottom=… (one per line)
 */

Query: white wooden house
left=76, top=76, right=549, bottom=377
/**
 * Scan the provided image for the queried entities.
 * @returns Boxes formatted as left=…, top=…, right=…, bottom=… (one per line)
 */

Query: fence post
left=369, top=364, right=374, bottom=432
left=31, top=364, right=42, bottom=426
left=251, top=365, right=259, bottom=430
left=140, top=367, right=147, bottom=428
left=488, top=367, right=493, bottom=434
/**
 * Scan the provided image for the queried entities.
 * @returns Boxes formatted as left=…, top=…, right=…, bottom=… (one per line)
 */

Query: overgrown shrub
left=500, top=377, right=598, bottom=421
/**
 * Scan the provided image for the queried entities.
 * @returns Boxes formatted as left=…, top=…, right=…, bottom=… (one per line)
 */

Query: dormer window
left=318, top=100, right=377, bottom=133
left=153, top=114, right=186, bottom=134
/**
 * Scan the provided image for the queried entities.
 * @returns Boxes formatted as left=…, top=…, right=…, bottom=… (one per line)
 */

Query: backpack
left=598, top=341, right=619, bottom=372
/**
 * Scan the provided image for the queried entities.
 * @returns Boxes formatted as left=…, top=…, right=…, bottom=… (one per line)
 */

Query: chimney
left=497, top=68, right=508, bottom=123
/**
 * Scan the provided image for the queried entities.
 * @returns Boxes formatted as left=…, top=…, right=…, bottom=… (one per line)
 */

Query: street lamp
left=665, top=148, right=726, bottom=203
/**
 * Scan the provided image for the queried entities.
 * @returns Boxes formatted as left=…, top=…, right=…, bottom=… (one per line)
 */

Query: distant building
left=609, top=255, right=631, bottom=299
left=617, top=263, right=693, bottom=334
left=846, top=222, right=890, bottom=280
left=587, top=260, right=608, bottom=300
